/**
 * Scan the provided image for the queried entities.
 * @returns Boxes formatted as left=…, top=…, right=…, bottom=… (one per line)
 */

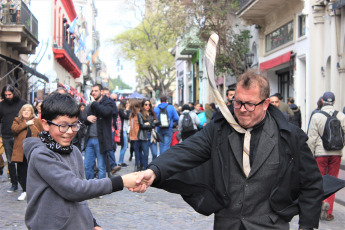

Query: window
left=298, top=15, right=306, bottom=37
left=265, top=21, right=293, bottom=52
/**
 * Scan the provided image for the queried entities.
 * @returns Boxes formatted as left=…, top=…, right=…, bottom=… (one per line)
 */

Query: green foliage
left=185, top=0, right=251, bottom=76
left=112, top=1, right=186, bottom=96
left=109, top=77, right=132, bottom=91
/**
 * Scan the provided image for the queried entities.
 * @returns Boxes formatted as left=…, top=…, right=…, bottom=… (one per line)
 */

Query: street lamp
left=245, top=52, right=254, bottom=69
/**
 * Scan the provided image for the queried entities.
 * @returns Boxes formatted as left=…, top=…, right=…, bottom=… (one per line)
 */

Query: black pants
left=17, top=156, right=28, bottom=192
left=3, top=137, right=17, bottom=186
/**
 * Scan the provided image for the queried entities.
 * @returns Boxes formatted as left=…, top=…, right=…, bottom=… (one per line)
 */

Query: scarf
left=39, top=130, right=73, bottom=154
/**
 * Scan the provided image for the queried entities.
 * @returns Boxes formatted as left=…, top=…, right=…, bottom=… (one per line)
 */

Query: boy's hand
left=122, top=172, right=147, bottom=189
left=129, top=169, right=156, bottom=193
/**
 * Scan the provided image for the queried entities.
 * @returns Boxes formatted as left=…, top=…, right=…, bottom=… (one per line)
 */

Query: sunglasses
left=144, top=103, right=151, bottom=106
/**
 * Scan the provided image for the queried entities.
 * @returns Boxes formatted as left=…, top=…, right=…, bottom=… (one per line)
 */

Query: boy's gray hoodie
left=24, top=137, right=123, bottom=230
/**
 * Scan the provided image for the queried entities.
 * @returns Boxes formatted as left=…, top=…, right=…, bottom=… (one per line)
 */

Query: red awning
left=260, top=51, right=292, bottom=70
left=58, top=82, right=73, bottom=95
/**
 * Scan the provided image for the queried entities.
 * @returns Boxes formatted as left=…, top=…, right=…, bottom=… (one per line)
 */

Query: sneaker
left=111, top=166, right=121, bottom=174
left=7, top=185, right=18, bottom=193
left=320, top=202, right=330, bottom=220
left=17, top=192, right=26, bottom=201
left=120, top=163, right=128, bottom=167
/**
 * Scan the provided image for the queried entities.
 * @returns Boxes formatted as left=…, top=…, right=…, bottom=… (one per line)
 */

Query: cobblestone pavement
left=1, top=149, right=345, bottom=230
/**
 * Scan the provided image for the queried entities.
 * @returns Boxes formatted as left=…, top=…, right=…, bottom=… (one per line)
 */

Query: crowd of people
left=0, top=67, right=344, bottom=229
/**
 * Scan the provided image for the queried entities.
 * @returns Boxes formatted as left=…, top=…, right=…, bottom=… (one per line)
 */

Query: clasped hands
left=121, top=169, right=156, bottom=193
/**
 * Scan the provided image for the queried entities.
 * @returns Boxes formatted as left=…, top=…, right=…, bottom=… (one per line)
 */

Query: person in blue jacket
left=154, top=95, right=179, bottom=154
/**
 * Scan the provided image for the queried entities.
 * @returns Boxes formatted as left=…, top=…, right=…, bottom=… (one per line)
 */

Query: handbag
left=151, top=129, right=162, bottom=143
left=114, top=130, right=121, bottom=143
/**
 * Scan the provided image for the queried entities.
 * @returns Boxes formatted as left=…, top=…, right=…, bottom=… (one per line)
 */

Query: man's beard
left=4, top=97, right=14, bottom=105
left=94, top=94, right=101, bottom=101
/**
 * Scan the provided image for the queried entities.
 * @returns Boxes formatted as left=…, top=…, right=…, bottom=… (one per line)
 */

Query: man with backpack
left=154, top=95, right=179, bottom=154
left=178, top=104, right=200, bottom=141
left=307, top=91, right=345, bottom=221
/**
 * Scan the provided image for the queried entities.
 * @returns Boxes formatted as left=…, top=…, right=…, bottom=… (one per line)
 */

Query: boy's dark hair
left=41, top=93, right=80, bottom=121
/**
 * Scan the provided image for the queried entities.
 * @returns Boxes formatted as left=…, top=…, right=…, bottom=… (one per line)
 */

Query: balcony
left=237, top=0, right=287, bottom=26
left=0, top=0, right=39, bottom=54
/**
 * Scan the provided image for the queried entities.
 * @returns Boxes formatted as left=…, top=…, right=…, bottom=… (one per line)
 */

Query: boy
left=23, top=93, right=139, bottom=230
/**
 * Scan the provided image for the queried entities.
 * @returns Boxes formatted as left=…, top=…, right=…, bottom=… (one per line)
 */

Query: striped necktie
left=205, top=33, right=252, bottom=177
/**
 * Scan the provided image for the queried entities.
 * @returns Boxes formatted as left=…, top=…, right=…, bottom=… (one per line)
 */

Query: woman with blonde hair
left=12, top=104, right=43, bottom=201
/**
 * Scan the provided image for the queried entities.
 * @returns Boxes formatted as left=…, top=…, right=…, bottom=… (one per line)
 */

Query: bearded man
left=0, top=85, right=27, bottom=192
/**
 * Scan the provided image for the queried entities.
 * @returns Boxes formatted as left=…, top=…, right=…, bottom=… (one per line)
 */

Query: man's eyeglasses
left=232, top=99, right=266, bottom=112
left=47, top=120, right=82, bottom=133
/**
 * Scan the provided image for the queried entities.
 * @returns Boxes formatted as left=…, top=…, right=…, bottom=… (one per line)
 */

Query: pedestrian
left=129, top=100, right=147, bottom=171
left=204, top=103, right=214, bottom=123
left=11, top=104, right=43, bottom=201
left=84, top=84, right=120, bottom=182
left=178, top=104, right=200, bottom=141
left=154, top=95, right=179, bottom=154
left=72, top=103, right=86, bottom=151
left=134, top=70, right=323, bottom=230
left=307, top=91, right=345, bottom=221
left=141, top=99, right=158, bottom=163
left=118, top=99, right=130, bottom=167
left=270, top=94, right=290, bottom=121
left=287, top=97, right=302, bottom=128
left=23, top=93, right=140, bottom=229
left=272, top=93, right=294, bottom=119
left=226, top=87, right=235, bottom=105
left=102, top=87, right=120, bottom=175
left=0, top=84, right=27, bottom=193
left=34, top=100, right=42, bottom=119
left=307, top=97, right=323, bottom=133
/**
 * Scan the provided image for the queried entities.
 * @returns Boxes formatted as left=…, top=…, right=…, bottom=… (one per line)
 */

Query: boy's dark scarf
left=39, top=130, right=73, bottom=154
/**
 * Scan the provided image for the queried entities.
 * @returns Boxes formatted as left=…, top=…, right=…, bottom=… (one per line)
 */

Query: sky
left=94, top=0, right=143, bottom=86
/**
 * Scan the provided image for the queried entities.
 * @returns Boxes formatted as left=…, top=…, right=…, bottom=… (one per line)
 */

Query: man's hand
left=94, top=226, right=102, bottom=230
left=129, top=169, right=156, bottom=193
left=87, top=115, right=97, bottom=123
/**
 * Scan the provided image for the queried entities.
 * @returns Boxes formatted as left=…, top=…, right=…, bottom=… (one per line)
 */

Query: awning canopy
left=333, top=0, right=345, bottom=10
left=260, top=51, right=292, bottom=70
left=0, top=54, right=49, bottom=82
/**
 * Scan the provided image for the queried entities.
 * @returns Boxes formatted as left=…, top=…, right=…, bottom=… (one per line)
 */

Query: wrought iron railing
left=0, top=0, right=38, bottom=39
left=62, top=39, right=82, bottom=70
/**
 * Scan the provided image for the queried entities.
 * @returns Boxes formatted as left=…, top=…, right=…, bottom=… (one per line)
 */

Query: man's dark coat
left=84, top=96, right=113, bottom=153
left=148, top=105, right=323, bottom=229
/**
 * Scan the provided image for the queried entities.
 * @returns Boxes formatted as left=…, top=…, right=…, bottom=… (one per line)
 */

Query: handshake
left=121, top=169, right=156, bottom=193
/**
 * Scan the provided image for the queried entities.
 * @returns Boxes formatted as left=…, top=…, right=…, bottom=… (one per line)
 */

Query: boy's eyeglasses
left=47, top=120, right=82, bottom=133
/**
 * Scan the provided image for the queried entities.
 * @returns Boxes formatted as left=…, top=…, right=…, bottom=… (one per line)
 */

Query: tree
left=112, top=0, right=187, bottom=97
left=184, top=0, right=251, bottom=76
left=109, top=77, right=132, bottom=91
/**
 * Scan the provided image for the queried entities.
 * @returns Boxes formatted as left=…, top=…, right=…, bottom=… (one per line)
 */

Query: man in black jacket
left=133, top=71, right=323, bottom=230
left=0, top=85, right=27, bottom=192
left=84, top=84, right=120, bottom=182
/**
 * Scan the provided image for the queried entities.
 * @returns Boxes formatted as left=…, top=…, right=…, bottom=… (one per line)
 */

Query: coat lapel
left=248, top=118, right=276, bottom=178
left=228, top=131, right=244, bottom=174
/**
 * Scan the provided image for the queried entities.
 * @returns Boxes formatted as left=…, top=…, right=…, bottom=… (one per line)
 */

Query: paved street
left=0, top=148, right=345, bottom=229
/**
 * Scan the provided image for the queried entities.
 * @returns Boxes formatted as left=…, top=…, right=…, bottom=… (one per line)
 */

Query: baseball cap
left=322, top=92, right=335, bottom=103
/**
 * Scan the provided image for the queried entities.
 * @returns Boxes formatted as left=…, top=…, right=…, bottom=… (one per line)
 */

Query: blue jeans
left=147, top=132, right=157, bottom=161
left=158, top=128, right=173, bottom=154
left=84, top=138, right=106, bottom=180
left=133, top=140, right=149, bottom=169
left=118, top=131, right=128, bottom=164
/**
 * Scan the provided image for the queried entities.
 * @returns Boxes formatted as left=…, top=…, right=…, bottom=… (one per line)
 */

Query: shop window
left=265, top=21, right=293, bottom=52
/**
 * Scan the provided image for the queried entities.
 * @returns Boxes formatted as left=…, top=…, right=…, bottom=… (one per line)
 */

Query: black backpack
left=318, top=110, right=344, bottom=150
left=159, top=106, right=170, bottom=128
left=181, top=112, right=194, bottom=133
